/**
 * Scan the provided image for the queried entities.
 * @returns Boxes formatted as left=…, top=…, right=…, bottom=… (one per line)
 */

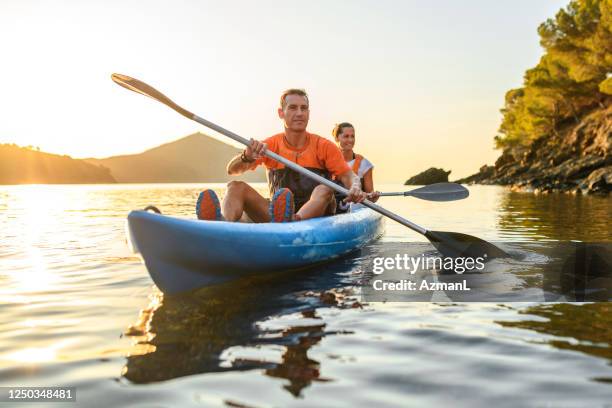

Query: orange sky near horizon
left=0, top=0, right=567, bottom=181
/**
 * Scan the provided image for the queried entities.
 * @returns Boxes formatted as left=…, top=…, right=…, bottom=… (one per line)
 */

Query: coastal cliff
left=457, top=0, right=611, bottom=195
left=456, top=105, right=611, bottom=194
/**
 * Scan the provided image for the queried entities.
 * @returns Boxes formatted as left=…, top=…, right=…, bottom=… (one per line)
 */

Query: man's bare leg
left=295, top=185, right=335, bottom=220
left=223, top=181, right=270, bottom=222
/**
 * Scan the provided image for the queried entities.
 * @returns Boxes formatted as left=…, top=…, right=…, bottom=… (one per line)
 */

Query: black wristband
left=240, top=150, right=255, bottom=163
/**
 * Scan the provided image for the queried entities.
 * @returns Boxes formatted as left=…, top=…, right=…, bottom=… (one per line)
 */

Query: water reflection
left=497, top=303, right=612, bottom=367
left=233, top=315, right=330, bottom=397
left=497, top=191, right=611, bottom=241
left=122, top=257, right=361, bottom=396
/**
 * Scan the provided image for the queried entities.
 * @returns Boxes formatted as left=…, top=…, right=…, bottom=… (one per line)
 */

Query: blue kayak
left=127, top=205, right=384, bottom=294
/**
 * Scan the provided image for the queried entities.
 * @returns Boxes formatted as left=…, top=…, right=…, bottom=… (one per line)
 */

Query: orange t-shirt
left=249, top=132, right=350, bottom=177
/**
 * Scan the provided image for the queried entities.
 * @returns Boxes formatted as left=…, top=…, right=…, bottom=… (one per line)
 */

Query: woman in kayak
left=333, top=122, right=380, bottom=212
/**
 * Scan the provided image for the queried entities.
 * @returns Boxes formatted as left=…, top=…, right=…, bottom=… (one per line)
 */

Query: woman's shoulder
left=355, top=153, right=374, bottom=168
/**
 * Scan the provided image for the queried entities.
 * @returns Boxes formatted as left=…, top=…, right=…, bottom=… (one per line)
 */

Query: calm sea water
left=0, top=183, right=610, bottom=407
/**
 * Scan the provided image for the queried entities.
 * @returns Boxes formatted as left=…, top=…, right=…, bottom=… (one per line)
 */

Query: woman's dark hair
left=332, top=122, right=354, bottom=140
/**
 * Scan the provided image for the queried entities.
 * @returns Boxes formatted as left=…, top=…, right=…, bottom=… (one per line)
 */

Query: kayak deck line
left=127, top=205, right=385, bottom=294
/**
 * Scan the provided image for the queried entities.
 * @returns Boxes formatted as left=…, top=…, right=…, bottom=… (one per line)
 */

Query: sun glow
left=0, top=186, right=72, bottom=296
left=4, top=338, right=79, bottom=364
left=6, top=347, right=58, bottom=364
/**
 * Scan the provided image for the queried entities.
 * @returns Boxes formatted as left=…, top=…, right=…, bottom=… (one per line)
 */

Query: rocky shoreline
left=455, top=104, right=611, bottom=195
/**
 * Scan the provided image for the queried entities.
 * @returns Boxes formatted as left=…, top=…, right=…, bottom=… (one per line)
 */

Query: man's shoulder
left=262, top=133, right=285, bottom=150
left=308, top=132, right=336, bottom=148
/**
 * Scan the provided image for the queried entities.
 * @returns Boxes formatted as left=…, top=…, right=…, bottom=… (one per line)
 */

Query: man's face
left=278, top=94, right=309, bottom=132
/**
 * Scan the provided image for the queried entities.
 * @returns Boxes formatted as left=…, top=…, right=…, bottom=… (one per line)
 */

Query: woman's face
left=337, top=127, right=355, bottom=150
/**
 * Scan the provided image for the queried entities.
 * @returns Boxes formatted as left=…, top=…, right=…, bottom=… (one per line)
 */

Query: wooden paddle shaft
left=192, top=114, right=428, bottom=236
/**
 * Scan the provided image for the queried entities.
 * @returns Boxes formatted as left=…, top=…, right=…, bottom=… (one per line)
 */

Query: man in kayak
left=196, top=88, right=367, bottom=222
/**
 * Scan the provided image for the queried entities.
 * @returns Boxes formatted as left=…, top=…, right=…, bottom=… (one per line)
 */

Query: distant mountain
left=0, top=144, right=115, bottom=184
left=86, top=133, right=266, bottom=183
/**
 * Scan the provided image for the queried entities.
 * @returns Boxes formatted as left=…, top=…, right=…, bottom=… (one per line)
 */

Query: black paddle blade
left=406, top=183, right=469, bottom=201
left=425, top=230, right=509, bottom=260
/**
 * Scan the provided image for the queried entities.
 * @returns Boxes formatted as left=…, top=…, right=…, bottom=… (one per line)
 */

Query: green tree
left=496, top=0, right=611, bottom=147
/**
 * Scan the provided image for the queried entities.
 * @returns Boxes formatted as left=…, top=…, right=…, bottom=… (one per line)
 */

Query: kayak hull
left=127, top=206, right=384, bottom=294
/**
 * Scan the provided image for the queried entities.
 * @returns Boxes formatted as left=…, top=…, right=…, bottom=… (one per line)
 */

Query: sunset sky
left=1, top=0, right=567, bottom=181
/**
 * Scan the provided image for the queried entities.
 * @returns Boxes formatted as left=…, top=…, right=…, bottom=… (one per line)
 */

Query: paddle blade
left=405, top=183, right=469, bottom=202
left=111, top=73, right=194, bottom=119
left=425, top=230, right=509, bottom=259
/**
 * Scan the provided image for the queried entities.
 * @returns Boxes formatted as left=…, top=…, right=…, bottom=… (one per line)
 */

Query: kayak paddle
left=379, top=183, right=468, bottom=201
left=111, top=73, right=509, bottom=259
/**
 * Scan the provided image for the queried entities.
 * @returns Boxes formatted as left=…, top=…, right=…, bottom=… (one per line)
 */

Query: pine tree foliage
left=496, top=0, right=611, bottom=147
